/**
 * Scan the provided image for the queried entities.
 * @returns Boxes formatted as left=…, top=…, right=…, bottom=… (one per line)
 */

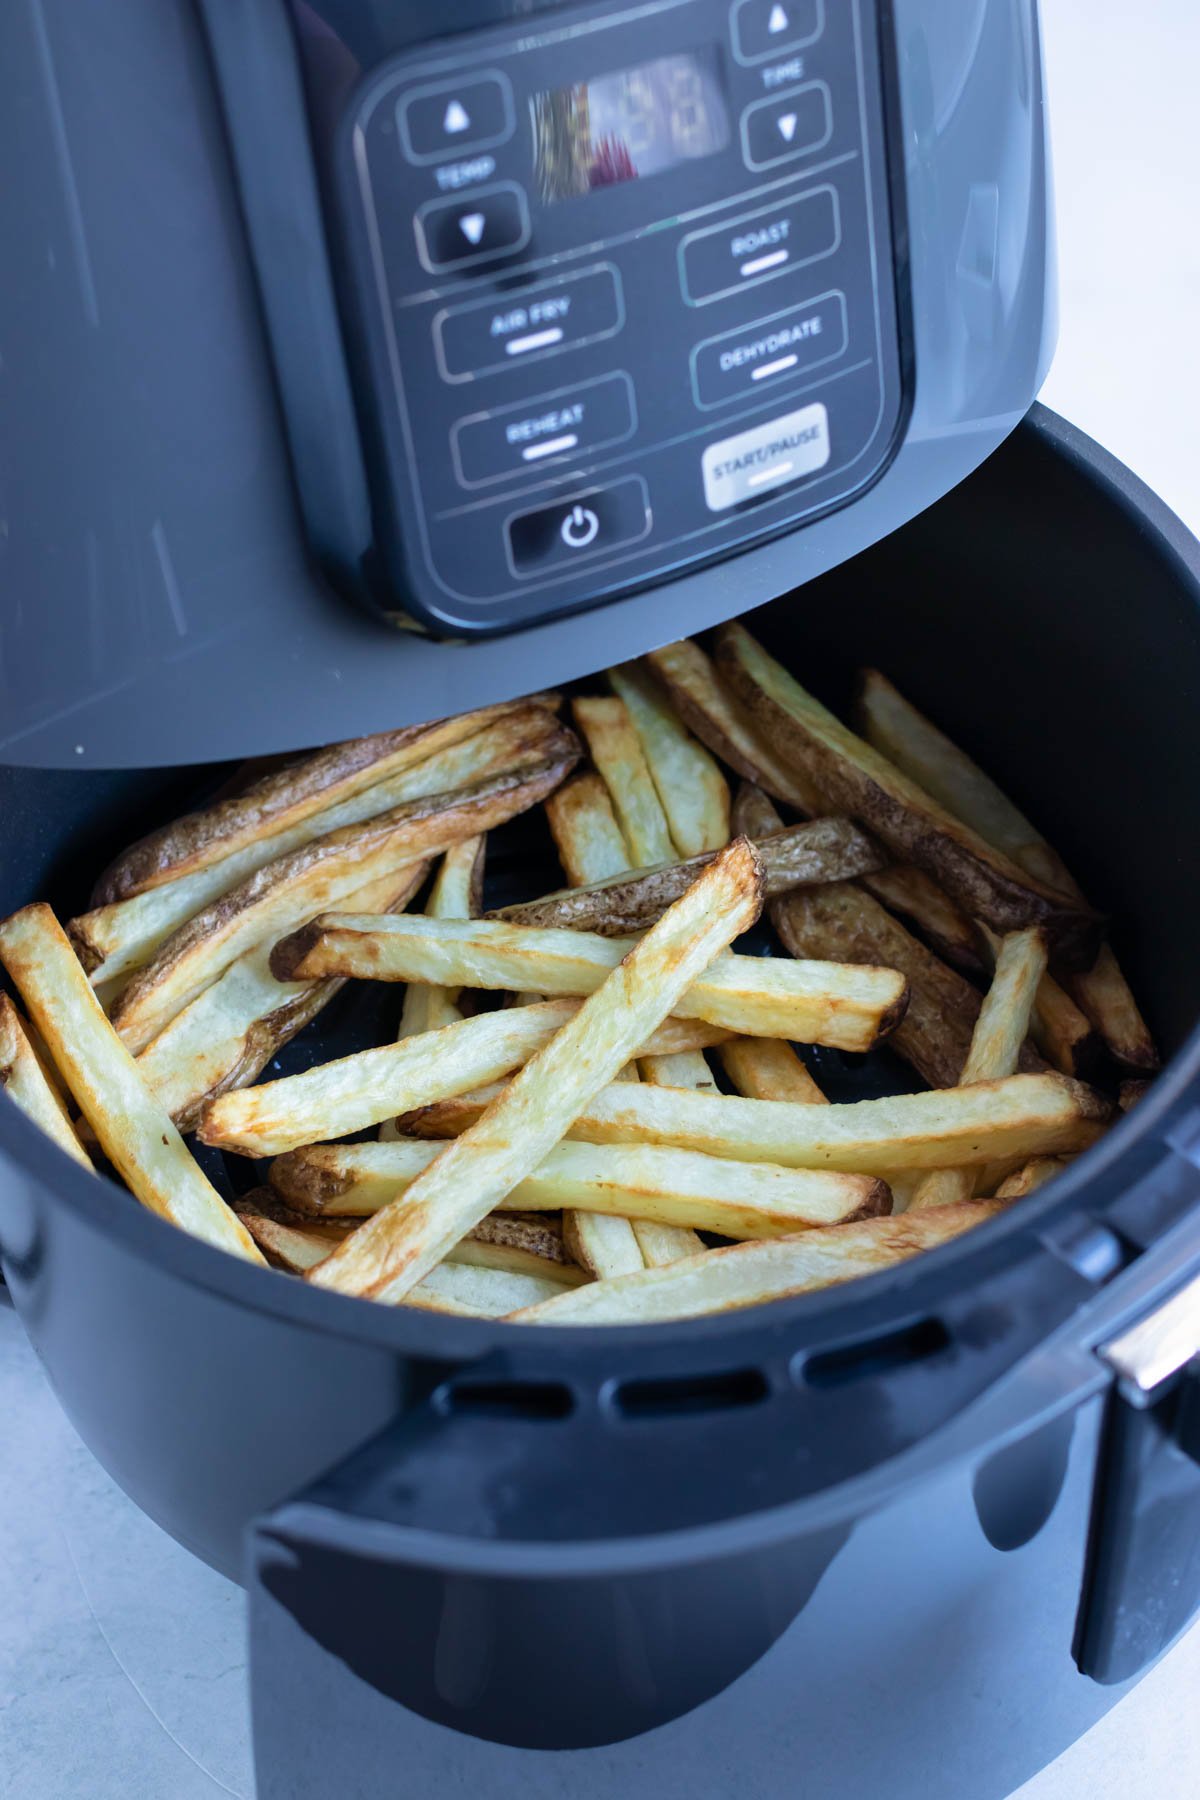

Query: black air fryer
left=3, top=4, right=1200, bottom=1799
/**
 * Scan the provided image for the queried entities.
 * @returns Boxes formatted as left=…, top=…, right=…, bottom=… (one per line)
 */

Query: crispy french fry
left=640, top=1050, right=718, bottom=1092
left=490, top=818, right=884, bottom=935
left=272, top=913, right=908, bottom=1051
left=643, top=638, right=825, bottom=813
left=397, top=837, right=485, bottom=1042
left=976, top=920, right=1096, bottom=1078
left=609, top=662, right=730, bottom=856
left=401, top=1070, right=1110, bottom=1171
left=992, top=1157, right=1070, bottom=1200
left=855, top=669, right=1156, bottom=1068
left=717, top=1037, right=826, bottom=1104
left=630, top=1221, right=706, bottom=1265
left=93, top=695, right=558, bottom=903
left=405, top=1262, right=577, bottom=1316
left=110, top=747, right=576, bottom=1053
left=545, top=774, right=631, bottom=885
left=308, top=838, right=765, bottom=1303
left=510, top=1203, right=1004, bottom=1324
left=200, top=998, right=734, bottom=1159
left=636, top=1049, right=717, bottom=1262
left=0, top=906, right=263, bottom=1262
left=270, top=1136, right=889, bottom=1236
left=70, top=705, right=564, bottom=986
left=733, top=782, right=994, bottom=1089
left=572, top=695, right=675, bottom=867
left=1119, top=1078, right=1152, bottom=1113
left=135, top=863, right=428, bottom=1129
left=716, top=625, right=1101, bottom=961
left=0, top=993, right=92, bottom=1167
left=859, top=865, right=986, bottom=977
left=565, top=1211, right=646, bottom=1279
left=909, top=928, right=1048, bottom=1212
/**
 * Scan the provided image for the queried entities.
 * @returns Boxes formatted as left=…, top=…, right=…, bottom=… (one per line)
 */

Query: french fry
left=909, top=928, right=1048, bottom=1212
left=733, top=782, right=995, bottom=1088
left=490, top=817, right=884, bottom=935
left=636, top=1049, right=717, bottom=1262
left=70, top=704, right=564, bottom=986
left=993, top=1157, right=1070, bottom=1200
left=608, top=662, right=730, bottom=856
left=272, top=1134, right=888, bottom=1237
left=509, top=1203, right=1004, bottom=1324
left=271, top=913, right=908, bottom=1051
left=717, top=1037, right=826, bottom=1105
left=572, top=695, right=675, bottom=867
left=308, top=838, right=765, bottom=1303
left=977, top=921, right=1097, bottom=1077
left=397, top=837, right=485, bottom=1041
left=93, top=694, right=558, bottom=903
left=859, top=865, right=986, bottom=977
left=855, top=669, right=1156, bottom=1068
left=398, top=1070, right=1110, bottom=1171
left=404, top=1262, right=578, bottom=1316
left=716, top=624, right=1101, bottom=961
left=1119, top=1078, right=1152, bottom=1113
left=0, top=993, right=92, bottom=1167
left=0, top=906, right=263, bottom=1263
left=110, top=747, right=576, bottom=1053
left=270, top=1136, right=888, bottom=1236
left=136, top=862, right=428, bottom=1129
left=564, top=1211, right=646, bottom=1279
left=199, top=997, right=734, bottom=1158
left=545, top=774, right=631, bottom=885
left=643, top=637, right=825, bottom=812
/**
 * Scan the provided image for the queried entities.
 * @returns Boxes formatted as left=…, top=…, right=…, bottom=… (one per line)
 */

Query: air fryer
left=3, top=6, right=1200, bottom=1800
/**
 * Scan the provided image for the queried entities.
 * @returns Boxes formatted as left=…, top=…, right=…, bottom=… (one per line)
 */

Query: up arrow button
left=399, top=71, right=515, bottom=163
left=443, top=99, right=471, bottom=134
left=732, top=0, right=824, bottom=64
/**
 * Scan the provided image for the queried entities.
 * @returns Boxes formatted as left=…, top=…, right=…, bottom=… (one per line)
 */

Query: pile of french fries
left=0, top=623, right=1155, bottom=1324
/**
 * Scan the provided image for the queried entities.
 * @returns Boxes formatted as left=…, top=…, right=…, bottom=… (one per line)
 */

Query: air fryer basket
left=4, top=410, right=1200, bottom=1796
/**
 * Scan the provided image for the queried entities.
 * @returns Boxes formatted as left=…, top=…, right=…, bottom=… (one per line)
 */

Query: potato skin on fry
left=716, top=623, right=1103, bottom=964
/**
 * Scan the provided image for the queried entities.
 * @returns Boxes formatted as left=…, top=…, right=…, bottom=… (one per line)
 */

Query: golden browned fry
left=0, top=993, right=92, bottom=1167
left=717, top=1037, right=826, bottom=1104
left=308, top=838, right=765, bottom=1304
left=399, top=1069, right=1109, bottom=1171
left=545, top=774, right=631, bottom=886
left=110, top=746, right=577, bottom=1054
left=860, top=865, right=986, bottom=977
left=855, top=668, right=1156, bottom=1068
left=136, top=862, right=428, bottom=1130
left=69, top=705, right=563, bottom=986
left=199, top=997, right=733, bottom=1159
left=0, top=906, right=263, bottom=1262
left=397, top=837, right=486, bottom=1042
left=992, top=1157, right=1070, bottom=1200
left=572, top=695, right=675, bottom=867
left=270, top=1136, right=889, bottom=1236
left=634, top=1049, right=717, bottom=1262
left=642, top=637, right=825, bottom=812
left=608, top=661, right=730, bottom=856
left=271, top=911, right=908, bottom=1051
left=908, top=928, right=1048, bottom=1212
left=716, top=624, right=1101, bottom=961
left=509, top=1203, right=1004, bottom=1324
left=564, top=1210, right=646, bottom=1279
left=93, top=694, right=558, bottom=903
left=1119, top=1078, right=1152, bottom=1113
left=976, top=921, right=1097, bottom=1077
left=733, top=782, right=993, bottom=1089
left=490, top=817, right=884, bottom=935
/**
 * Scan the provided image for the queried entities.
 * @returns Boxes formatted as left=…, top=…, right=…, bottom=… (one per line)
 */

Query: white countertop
left=4, top=3, right=1199, bottom=1795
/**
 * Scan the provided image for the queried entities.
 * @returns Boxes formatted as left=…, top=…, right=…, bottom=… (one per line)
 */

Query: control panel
left=335, top=0, right=907, bottom=633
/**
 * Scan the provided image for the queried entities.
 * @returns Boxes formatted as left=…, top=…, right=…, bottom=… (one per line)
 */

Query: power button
left=505, top=478, right=651, bottom=579
left=560, top=504, right=601, bottom=549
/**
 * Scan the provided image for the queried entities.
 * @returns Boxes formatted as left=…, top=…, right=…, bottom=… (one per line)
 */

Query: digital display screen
left=531, top=49, right=731, bottom=204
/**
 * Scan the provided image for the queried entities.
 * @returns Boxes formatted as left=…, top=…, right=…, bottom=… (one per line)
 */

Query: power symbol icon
left=560, top=503, right=600, bottom=550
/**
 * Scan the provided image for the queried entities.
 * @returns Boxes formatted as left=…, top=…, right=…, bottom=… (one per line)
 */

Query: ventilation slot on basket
left=800, top=1318, right=950, bottom=1388
left=443, top=1380, right=575, bottom=1420
left=612, top=1367, right=770, bottom=1418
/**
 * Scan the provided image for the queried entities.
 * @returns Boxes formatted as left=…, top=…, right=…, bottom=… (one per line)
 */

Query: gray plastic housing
left=0, top=0, right=1054, bottom=767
